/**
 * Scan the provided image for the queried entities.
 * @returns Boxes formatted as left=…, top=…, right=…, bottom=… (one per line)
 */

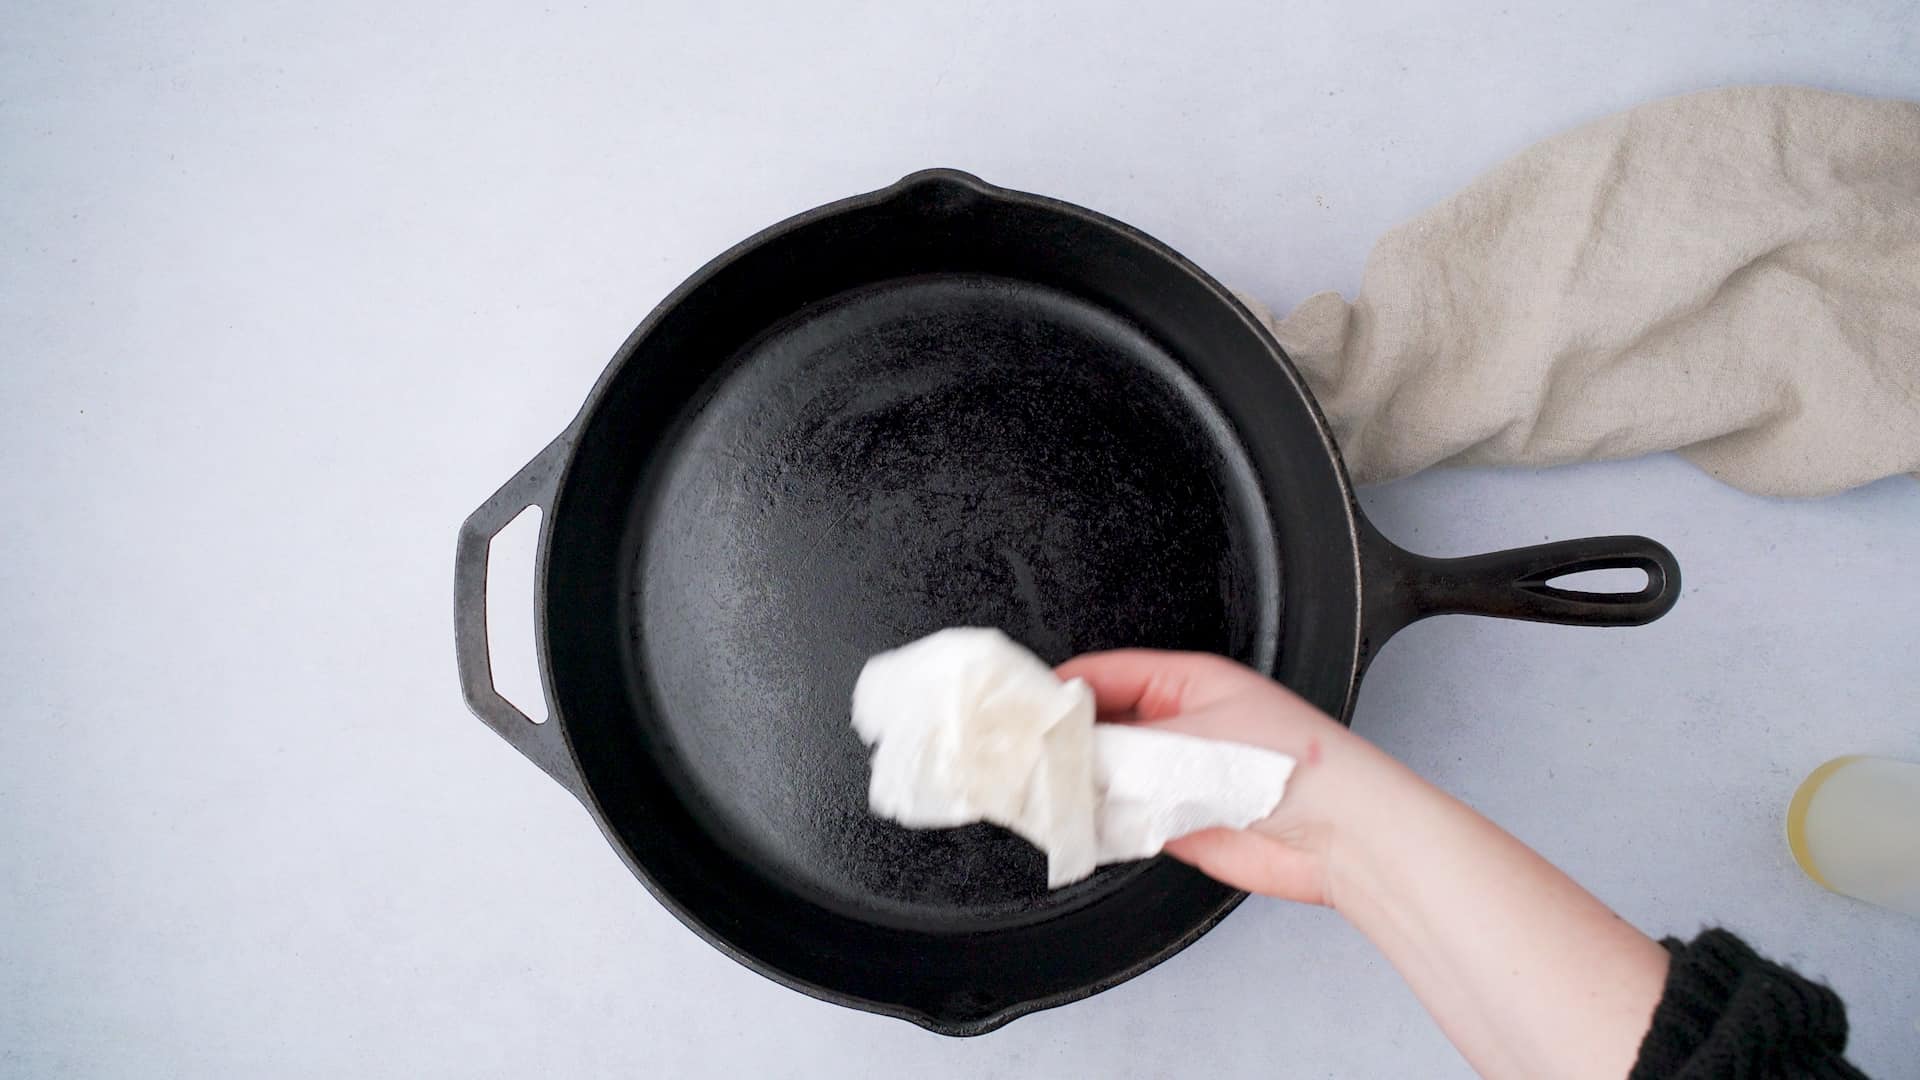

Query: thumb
left=1164, top=828, right=1327, bottom=906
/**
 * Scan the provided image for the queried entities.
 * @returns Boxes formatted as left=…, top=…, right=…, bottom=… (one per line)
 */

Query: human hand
left=1055, top=649, right=1396, bottom=907
left=1064, top=651, right=1674, bottom=1080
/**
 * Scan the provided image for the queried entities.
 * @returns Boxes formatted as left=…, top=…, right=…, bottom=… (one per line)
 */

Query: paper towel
left=851, top=628, right=1296, bottom=887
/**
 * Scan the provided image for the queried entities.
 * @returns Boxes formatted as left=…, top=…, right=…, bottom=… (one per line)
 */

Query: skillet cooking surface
left=628, top=273, right=1280, bottom=930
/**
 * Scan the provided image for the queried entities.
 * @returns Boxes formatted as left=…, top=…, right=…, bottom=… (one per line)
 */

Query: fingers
left=1134, top=706, right=1304, bottom=757
left=1055, top=649, right=1256, bottom=722
left=1164, top=828, right=1328, bottom=906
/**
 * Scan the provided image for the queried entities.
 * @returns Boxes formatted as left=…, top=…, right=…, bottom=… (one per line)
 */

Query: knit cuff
left=1630, top=928, right=1861, bottom=1079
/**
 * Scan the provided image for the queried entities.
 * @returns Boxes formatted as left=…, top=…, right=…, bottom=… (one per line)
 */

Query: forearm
left=1324, top=743, right=1669, bottom=1080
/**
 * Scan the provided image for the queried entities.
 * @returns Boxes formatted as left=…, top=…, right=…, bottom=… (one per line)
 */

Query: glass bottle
left=1786, top=756, right=1920, bottom=917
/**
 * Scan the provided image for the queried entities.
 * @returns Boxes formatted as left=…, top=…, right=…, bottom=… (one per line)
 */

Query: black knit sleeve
left=1630, top=929, right=1865, bottom=1079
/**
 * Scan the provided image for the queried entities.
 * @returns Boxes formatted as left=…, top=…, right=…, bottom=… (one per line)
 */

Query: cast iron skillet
left=454, top=170, right=1679, bottom=1035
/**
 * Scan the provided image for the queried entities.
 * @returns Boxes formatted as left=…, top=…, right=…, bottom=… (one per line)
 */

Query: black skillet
left=454, top=169, right=1679, bottom=1035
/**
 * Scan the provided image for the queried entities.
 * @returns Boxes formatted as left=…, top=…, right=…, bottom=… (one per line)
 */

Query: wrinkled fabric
left=852, top=628, right=1099, bottom=887
left=851, top=628, right=1295, bottom=888
left=1250, top=86, right=1920, bottom=498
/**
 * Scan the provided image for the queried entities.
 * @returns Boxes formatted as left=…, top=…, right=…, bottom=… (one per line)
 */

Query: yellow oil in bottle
left=1787, top=755, right=1920, bottom=918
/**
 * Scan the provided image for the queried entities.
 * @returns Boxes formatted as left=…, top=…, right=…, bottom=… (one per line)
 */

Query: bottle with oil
left=1786, top=755, right=1920, bottom=918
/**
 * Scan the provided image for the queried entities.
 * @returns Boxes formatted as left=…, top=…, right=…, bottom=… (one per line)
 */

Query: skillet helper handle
left=454, top=434, right=585, bottom=799
left=1400, top=535, right=1681, bottom=627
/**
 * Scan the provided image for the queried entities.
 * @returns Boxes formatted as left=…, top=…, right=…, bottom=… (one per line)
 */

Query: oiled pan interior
left=626, top=273, right=1279, bottom=929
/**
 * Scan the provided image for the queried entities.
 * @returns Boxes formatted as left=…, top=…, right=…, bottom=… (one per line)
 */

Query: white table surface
left=5, top=2, right=1918, bottom=1076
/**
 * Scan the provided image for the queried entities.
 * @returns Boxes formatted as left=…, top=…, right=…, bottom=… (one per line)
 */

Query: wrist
left=1309, top=733, right=1442, bottom=917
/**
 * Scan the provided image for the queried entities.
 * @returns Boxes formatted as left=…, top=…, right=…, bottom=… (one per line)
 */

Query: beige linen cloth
left=1247, top=86, right=1920, bottom=498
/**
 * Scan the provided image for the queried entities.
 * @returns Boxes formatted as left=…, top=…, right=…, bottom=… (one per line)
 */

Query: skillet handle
left=1364, top=527, right=1681, bottom=642
left=454, top=434, right=585, bottom=799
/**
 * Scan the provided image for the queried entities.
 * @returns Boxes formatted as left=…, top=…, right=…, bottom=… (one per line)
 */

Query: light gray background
left=5, top=2, right=1918, bottom=1077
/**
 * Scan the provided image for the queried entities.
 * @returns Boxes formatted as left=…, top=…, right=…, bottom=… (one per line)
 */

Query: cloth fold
left=1250, top=85, right=1920, bottom=498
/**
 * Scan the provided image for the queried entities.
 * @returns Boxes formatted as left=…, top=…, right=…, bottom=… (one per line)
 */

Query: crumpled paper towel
left=851, top=628, right=1295, bottom=887
left=1248, top=85, right=1920, bottom=498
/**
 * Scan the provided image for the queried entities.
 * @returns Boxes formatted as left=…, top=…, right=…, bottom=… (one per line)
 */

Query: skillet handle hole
left=485, top=505, right=548, bottom=724
left=1541, top=567, right=1650, bottom=595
